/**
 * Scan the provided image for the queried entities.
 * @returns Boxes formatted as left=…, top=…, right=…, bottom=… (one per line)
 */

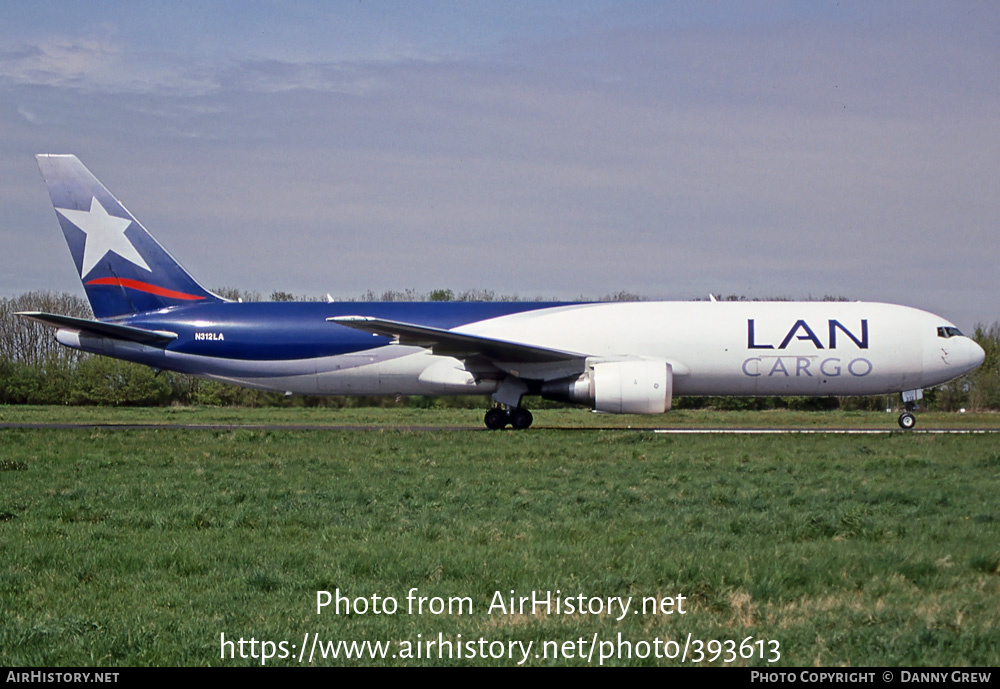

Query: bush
left=69, top=357, right=173, bottom=406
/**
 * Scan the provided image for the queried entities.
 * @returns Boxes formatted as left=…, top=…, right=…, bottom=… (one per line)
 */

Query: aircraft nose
left=969, top=338, right=986, bottom=370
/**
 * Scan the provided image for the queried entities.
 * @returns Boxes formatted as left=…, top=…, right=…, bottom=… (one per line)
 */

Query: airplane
left=18, top=154, right=986, bottom=430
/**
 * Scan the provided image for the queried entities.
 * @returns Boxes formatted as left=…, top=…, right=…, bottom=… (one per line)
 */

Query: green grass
left=2, top=404, right=999, bottom=429
left=1, top=411, right=999, bottom=666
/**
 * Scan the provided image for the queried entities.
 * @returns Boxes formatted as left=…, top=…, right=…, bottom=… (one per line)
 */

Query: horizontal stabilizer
left=17, top=311, right=177, bottom=345
left=329, top=316, right=585, bottom=363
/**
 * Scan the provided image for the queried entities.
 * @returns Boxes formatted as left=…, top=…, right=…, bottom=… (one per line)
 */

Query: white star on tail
left=56, top=197, right=151, bottom=277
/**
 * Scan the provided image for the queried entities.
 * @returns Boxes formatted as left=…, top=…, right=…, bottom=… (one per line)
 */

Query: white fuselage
left=59, top=300, right=981, bottom=400
left=449, top=301, right=982, bottom=397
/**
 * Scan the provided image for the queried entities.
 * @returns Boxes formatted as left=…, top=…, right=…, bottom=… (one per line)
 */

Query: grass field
left=3, top=404, right=1000, bottom=429
left=2, top=407, right=999, bottom=666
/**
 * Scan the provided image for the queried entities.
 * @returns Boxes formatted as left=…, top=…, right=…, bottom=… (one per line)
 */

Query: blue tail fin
left=36, top=154, right=224, bottom=319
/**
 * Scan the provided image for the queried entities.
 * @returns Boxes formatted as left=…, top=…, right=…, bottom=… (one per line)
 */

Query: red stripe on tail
left=85, top=277, right=206, bottom=301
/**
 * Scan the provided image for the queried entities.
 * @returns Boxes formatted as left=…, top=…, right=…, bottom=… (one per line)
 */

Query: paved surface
left=650, top=427, right=1000, bottom=434
left=2, top=423, right=998, bottom=433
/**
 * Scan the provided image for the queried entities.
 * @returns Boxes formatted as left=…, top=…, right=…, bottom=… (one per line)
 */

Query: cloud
left=0, top=38, right=120, bottom=88
left=0, top=37, right=217, bottom=96
left=16, top=104, right=41, bottom=124
left=223, top=59, right=385, bottom=95
left=0, top=24, right=459, bottom=100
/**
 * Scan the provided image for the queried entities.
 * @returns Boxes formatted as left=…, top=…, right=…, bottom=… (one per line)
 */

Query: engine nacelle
left=541, top=360, right=673, bottom=414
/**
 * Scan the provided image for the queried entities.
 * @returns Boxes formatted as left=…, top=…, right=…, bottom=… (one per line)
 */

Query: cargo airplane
left=19, top=155, right=985, bottom=429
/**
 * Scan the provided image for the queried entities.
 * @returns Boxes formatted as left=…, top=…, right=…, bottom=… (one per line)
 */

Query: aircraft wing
left=328, top=316, right=585, bottom=364
left=17, top=311, right=177, bottom=345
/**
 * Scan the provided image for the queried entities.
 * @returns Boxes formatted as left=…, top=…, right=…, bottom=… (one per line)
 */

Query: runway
left=650, top=427, right=1000, bottom=434
left=1, top=423, right=998, bottom=434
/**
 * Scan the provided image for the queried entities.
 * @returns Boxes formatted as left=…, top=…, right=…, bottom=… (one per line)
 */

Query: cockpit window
left=937, top=326, right=964, bottom=338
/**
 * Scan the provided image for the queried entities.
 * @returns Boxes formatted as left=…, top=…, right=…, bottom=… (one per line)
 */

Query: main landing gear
left=485, top=375, right=533, bottom=430
left=484, top=406, right=533, bottom=430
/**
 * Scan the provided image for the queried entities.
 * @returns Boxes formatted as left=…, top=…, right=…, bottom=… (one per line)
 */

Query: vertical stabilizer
left=36, top=154, right=223, bottom=319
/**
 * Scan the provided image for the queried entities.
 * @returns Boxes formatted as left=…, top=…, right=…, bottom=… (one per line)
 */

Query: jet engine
left=541, top=360, right=673, bottom=414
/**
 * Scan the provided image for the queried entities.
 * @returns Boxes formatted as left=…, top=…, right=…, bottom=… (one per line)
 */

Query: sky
left=1, top=1, right=997, bottom=331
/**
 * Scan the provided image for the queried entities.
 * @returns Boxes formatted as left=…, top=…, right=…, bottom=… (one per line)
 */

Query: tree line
left=1, top=290, right=998, bottom=410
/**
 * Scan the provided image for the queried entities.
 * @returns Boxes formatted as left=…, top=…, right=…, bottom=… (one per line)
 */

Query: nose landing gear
left=898, top=409, right=916, bottom=430
left=898, top=389, right=922, bottom=430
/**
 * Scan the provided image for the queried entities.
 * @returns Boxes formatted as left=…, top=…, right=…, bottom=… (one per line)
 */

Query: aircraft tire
left=511, top=408, right=533, bottom=430
left=898, top=412, right=916, bottom=430
left=484, top=408, right=509, bottom=430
